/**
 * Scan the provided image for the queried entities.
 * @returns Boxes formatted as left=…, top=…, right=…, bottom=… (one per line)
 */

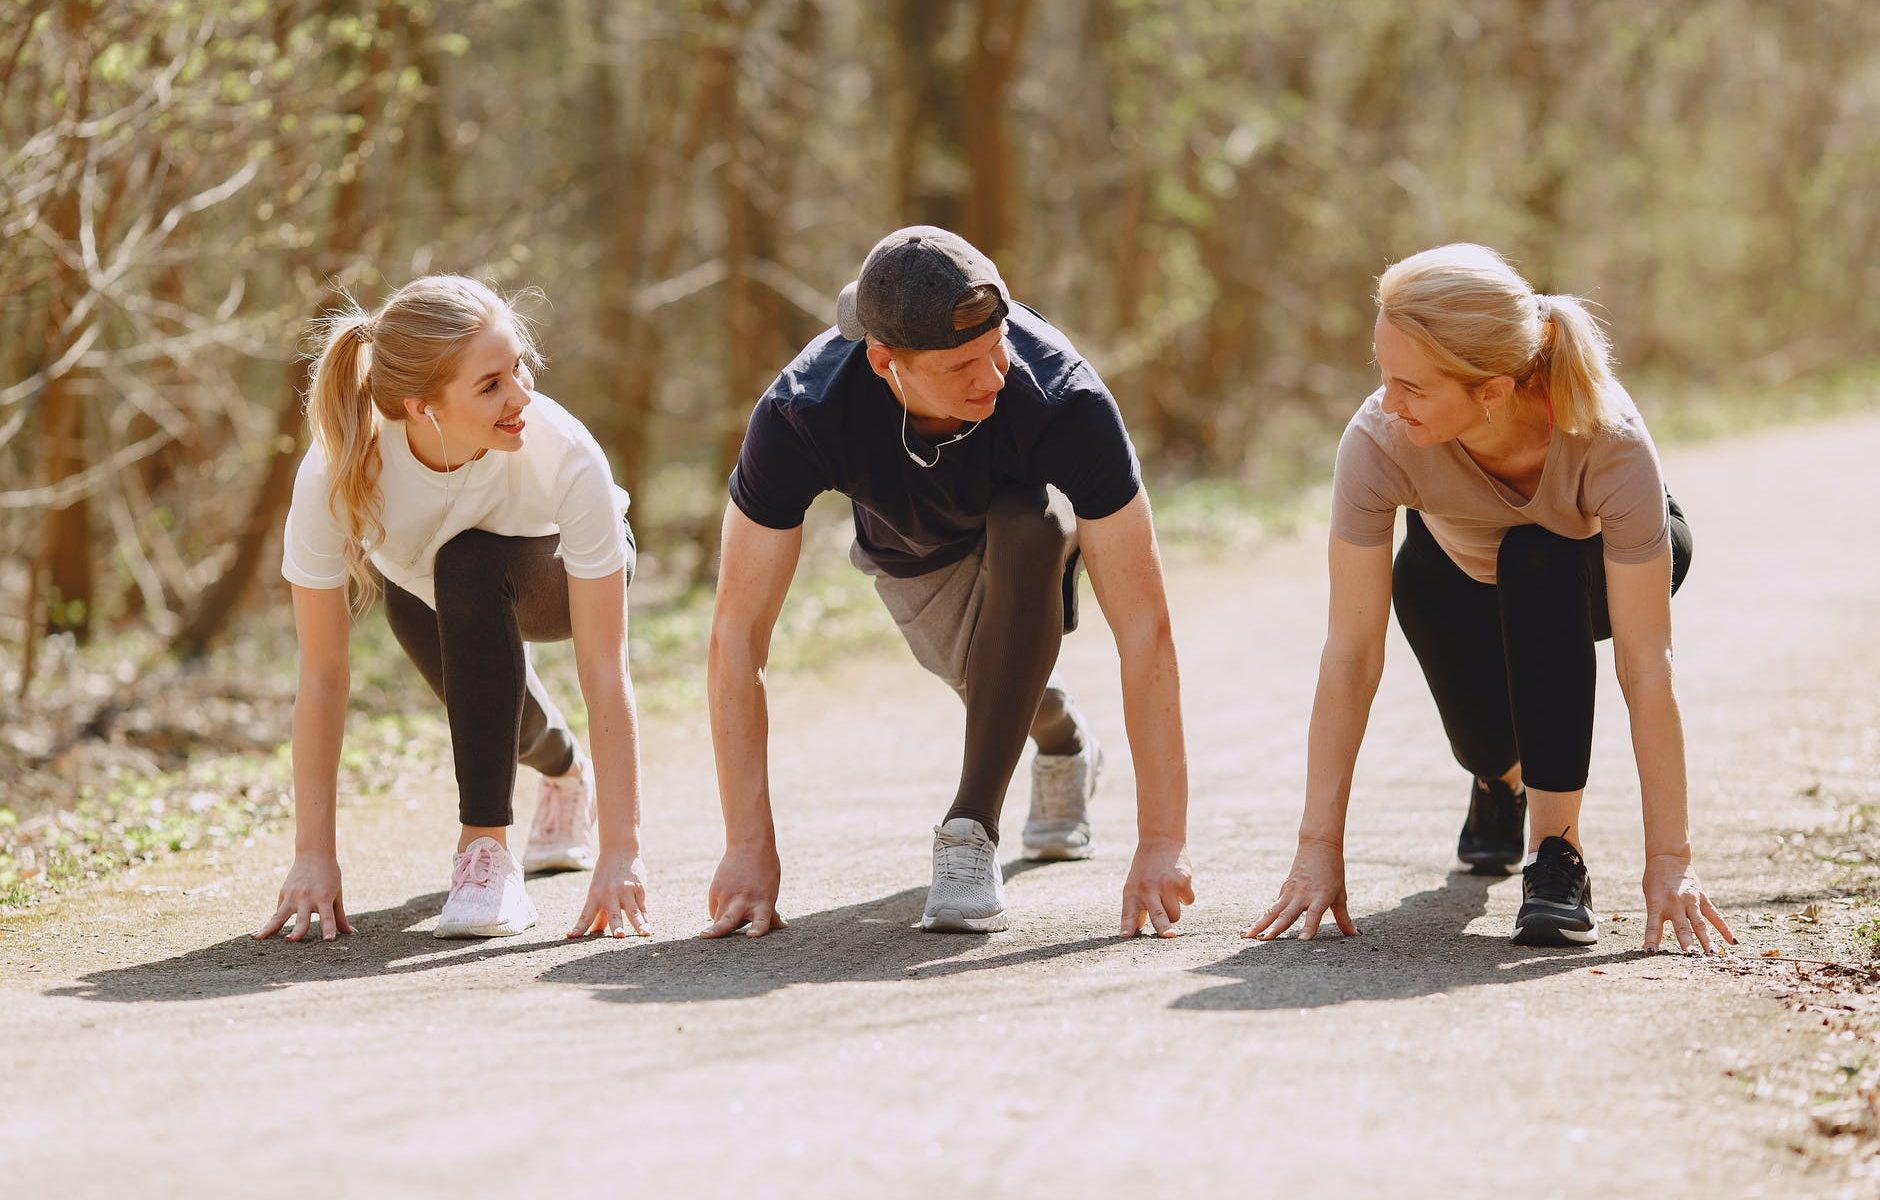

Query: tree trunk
left=170, top=5, right=390, bottom=659
left=36, top=0, right=99, bottom=644
left=962, top=0, right=1033, bottom=266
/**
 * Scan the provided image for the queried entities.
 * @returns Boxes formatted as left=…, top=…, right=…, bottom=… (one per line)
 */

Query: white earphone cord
left=890, top=360, right=979, bottom=469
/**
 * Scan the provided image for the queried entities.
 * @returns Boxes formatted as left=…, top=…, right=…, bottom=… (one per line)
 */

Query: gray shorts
left=851, top=493, right=1080, bottom=696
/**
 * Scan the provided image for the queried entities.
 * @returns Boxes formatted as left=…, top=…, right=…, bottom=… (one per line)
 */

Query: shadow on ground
left=46, top=863, right=1637, bottom=1010
left=539, top=861, right=1127, bottom=1004
left=44, top=889, right=572, bottom=1003
left=1174, top=870, right=1645, bottom=1011
left=44, top=859, right=1127, bottom=1005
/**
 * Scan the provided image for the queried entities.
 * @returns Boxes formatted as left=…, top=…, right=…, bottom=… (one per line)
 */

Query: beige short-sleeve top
left=1330, top=388, right=1670, bottom=584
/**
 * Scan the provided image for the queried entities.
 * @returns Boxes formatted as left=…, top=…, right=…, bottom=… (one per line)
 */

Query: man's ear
left=865, top=341, right=895, bottom=382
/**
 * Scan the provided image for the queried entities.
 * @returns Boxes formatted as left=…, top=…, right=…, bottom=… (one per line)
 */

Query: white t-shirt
left=281, top=392, right=631, bottom=609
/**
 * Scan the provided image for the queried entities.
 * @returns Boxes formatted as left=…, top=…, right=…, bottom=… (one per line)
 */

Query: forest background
left=2, top=0, right=1877, bottom=906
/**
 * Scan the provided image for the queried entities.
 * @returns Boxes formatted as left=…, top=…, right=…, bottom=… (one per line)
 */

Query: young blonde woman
left=1248, top=244, right=1735, bottom=953
left=253, top=275, right=650, bottom=942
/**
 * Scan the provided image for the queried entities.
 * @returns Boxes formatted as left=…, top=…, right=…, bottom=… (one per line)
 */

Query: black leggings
left=1391, top=500, right=1690, bottom=794
left=382, top=523, right=636, bottom=827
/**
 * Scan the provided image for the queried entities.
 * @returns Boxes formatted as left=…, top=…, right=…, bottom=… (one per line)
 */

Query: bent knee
left=1496, top=523, right=1587, bottom=587
left=985, top=487, right=1073, bottom=566
left=432, top=530, right=509, bottom=599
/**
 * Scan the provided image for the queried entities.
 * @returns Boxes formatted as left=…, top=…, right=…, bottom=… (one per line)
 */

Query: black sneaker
left=1457, top=776, right=1526, bottom=874
left=1513, top=836, right=1598, bottom=946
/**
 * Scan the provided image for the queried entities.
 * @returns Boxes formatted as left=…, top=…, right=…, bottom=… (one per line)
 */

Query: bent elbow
left=1616, top=645, right=1675, bottom=699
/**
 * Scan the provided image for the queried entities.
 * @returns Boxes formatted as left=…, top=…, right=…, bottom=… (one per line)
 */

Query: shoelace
left=1524, top=851, right=1585, bottom=905
left=453, top=842, right=500, bottom=889
left=534, top=772, right=582, bottom=840
left=1469, top=778, right=1525, bottom=838
left=933, top=828, right=994, bottom=885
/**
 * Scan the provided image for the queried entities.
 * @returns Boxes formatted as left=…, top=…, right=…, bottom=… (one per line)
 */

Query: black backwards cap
left=835, top=226, right=1011, bottom=350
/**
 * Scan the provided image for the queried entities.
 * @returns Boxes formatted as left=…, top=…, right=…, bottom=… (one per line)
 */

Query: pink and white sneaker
left=434, top=837, right=537, bottom=939
left=521, top=752, right=596, bottom=873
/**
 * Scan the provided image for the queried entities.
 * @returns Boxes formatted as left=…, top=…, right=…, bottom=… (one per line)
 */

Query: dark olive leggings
left=944, top=485, right=1083, bottom=837
left=381, top=523, right=635, bottom=827
left=1391, top=500, right=1690, bottom=794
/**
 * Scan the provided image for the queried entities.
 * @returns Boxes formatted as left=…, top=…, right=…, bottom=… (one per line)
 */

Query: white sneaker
left=921, top=817, right=1007, bottom=933
left=521, top=752, right=596, bottom=873
left=1022, top=738, right=1102, bottom=861
left=435, top=837, right=538, bottom=938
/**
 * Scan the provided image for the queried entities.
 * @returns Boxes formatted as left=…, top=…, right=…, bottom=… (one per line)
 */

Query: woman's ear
left=403, top=397, right=432, bottom=424
left=1476, top=374, right=1515, bottom=414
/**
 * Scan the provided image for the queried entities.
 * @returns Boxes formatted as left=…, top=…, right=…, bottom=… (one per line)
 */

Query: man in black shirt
left=700, top=226, right=1194, bottom=937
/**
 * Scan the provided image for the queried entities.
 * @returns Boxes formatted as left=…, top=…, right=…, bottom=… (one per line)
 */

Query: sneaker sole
left=435, top=905, right=539, bottom=939
left=520, top=849, right=597, bottom=874
left=920, top=910, right=1009, bottom=933
left=1021, top=838, right=1094, bottom=862
left=1511, top=914, right=1598, bottom=947
left=1457, top=850, right=1520, bottom=875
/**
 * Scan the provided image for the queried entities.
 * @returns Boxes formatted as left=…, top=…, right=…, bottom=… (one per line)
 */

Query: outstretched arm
left=1078, top=490, right=1195, bottom=937
left=1246, top=535, right=1391, bottom=941
left=254, top=583, right=358, bottom=942
left=700, top=502, right=802, bottom=939
left=1607, top=546, right=1734, bottom=954
left=565, top=566, right=651, bottom=938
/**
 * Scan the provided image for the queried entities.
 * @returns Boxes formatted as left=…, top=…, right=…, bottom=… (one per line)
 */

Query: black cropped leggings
left=381, top=522, right=635, bottom=828
left=1391, top=500, right=1690, bottom=794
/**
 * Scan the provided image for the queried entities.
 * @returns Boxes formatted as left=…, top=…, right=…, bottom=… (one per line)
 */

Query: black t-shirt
left=728, top=303, right=1142, bottom=578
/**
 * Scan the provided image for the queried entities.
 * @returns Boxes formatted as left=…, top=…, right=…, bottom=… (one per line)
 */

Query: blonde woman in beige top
left=1247, top=244, right=1735, bottom=953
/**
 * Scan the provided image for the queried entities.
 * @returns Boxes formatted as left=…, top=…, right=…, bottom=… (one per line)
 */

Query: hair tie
left=1534, top=295, right=1553, bottom=324
left=356, top=319, right=375, bottom=344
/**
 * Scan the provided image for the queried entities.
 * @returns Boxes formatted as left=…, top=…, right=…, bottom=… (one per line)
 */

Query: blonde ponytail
left=1378, top=244, right=1622, bottom=438
left=307, top=308, right=386, bottom=614
left=301, top=275, right=544, bottom=617
left=1534, top=293, right=1620, bottom=438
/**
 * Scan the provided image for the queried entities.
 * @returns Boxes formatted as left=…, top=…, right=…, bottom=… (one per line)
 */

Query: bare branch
left=0, top=428, right=174, bottom=510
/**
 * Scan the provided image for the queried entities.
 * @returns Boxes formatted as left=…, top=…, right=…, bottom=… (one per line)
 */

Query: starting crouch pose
left=256, top=276, right=649, bottom=944
left=702, top=227, right=1193, bottom=938
left=1248, top=244, right=1735, bottom=954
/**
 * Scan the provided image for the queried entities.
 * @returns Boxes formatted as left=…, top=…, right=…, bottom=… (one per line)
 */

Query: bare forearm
left=579, top=666, right=643, bottom=854
left=1621, top=664, right=1692, bottom=859
left=707, top=643, right=778, bottom=851
left=1297, top=653, right=1382, bottom=848
left=1117, top=627, right=1187, bottom=842
left=290, top=675, right=347, bottom=855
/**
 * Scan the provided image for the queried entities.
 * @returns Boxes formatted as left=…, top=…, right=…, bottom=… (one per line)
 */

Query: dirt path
left=5, top=416, right=1879, bottom=1198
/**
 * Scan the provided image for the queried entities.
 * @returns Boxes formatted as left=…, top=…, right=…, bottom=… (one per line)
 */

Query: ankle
left=458, top=826, right=508, bottom=853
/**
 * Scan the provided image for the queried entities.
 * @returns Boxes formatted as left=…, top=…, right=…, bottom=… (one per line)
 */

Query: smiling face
left=869, top=324, right=1010, bottom=429
left=1372, top=313, right=1490, bottom=448
left=414, top=319, right=535, bottom=467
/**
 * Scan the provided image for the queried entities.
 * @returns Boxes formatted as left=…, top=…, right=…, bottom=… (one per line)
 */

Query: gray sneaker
left=921, top=817, right=1008, bottom=933
left=1022, top=739, right=1102, bottom=861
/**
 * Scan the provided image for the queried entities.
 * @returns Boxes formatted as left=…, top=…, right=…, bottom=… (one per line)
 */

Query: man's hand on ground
left=699, top=844, right=786, bottom=939
left=1120, top=837, right=1194, bottom=937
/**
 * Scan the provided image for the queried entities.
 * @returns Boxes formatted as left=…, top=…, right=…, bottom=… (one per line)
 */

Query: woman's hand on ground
left=569, top=847, right=653, bottom=938
left=253, top=851, right=354, bottom=942
left=699, top=845, right=786, bottom=939
left=1641, top=854, right=1736, bottom=954
left=1244, top=838, right=1357, bottom=941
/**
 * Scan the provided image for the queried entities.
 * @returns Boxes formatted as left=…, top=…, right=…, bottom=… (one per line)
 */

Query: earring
left=1483, top=405, right=1493, bottom=426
